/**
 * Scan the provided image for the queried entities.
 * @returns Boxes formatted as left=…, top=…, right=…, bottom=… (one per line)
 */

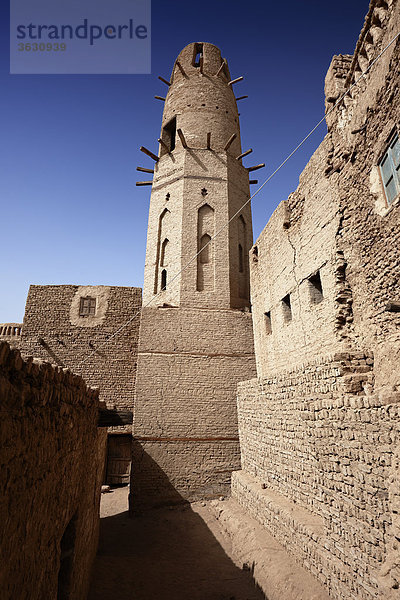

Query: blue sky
left=1, top=0, right=370, bottom=322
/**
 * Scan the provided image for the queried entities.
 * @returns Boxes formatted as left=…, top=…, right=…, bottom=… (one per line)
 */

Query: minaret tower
left=131, top=43, right=258, bottom=511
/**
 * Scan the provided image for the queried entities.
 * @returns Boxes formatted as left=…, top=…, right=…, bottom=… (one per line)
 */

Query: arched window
left=154, top=209, right=170, bottom=294
left=197, top=203, right=215, bottom=292
left=161, top=269, right=167, bottom=290
left=199, top=234, right=211, bottom=264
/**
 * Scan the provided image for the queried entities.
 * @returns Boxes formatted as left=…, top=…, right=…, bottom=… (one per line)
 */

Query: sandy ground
left=88, top=487, right=328, bottom=600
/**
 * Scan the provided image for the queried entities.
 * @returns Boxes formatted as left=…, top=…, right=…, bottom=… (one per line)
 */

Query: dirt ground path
left=88, top=487, right=265, bottom=600
left=88, top=487, right=329, bottom=600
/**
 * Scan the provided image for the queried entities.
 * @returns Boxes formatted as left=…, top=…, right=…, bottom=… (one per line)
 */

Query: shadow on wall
left=129, top=441, right=191, bottom=513
left=88, top=495, right=267, bottom=600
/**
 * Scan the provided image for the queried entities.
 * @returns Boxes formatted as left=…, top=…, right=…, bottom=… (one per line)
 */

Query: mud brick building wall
left=233, top=1, right=400, bottom=599
left=251, top=0, right=400, bottom=383
left=19, top=284, right=141, bottom=431
left=0, top=341, right=106, bottom=600
left=325, top=0, right=400, bottom=393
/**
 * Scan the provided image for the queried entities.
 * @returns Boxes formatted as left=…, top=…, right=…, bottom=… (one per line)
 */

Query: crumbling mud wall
left=0, top=342, right=107, bottom=600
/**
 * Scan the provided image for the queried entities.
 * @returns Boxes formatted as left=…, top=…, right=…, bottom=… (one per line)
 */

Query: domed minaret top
left=160, top=42, right=242, bottom=157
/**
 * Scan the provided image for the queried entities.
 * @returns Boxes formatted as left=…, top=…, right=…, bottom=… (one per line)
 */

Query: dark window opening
left=79, top=296, right=96, bottom=317
left=193, top=43, right=203, bottom=67
left=57, top=513, right=77, bottom=600
left=162, top=117, right=176, bottom=154
left=309, top=271, right=323, bottom=304
left=160, top=238, right=169, bottom=267
left=264, top=311, right=272, bottom=335
left=282, top=294, right=292, bottom=322
left=199, top=233, right=211, bottom=264
left=238, top=244, right=244, bottom=273
left=161, top=269, right=167, bottom=290
left=379, top=132, right=400, bottom=205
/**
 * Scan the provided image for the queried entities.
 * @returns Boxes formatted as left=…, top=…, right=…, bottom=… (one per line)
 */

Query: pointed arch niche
left=154, top=208, right=171, bottom=294
left=238, top=214, right=248, bottom=299
left=197, top=203, right=215, bottom=292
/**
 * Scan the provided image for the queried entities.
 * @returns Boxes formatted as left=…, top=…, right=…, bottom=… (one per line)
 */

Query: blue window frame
left=379, top=133, right=400, bottom=205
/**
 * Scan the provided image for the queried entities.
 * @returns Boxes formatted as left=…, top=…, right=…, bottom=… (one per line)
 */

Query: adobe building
left=0, top=284, right=142, bottom=484
left=131, top=42, right=257, bottom=511
left=231, top=0, right=400, bottom=598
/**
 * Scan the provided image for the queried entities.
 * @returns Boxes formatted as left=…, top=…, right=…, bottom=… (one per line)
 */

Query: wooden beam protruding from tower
left=154, top=96, right=166, bottom=101
left=247, top=163, right=265, bottom=172
left=236, top=95, right=248, bottom=101
left=136, top=181, right=153, bottom=186
left=224, top=133, right=237, bottom=151
left=136, top=166, right=154, bottom=174
left=228, top=77, right=243, bottom=87
left=140, top=146, right=159, bottom=162
left=386, top=302, right=400, bottom=312
left=236, top=149, right=253, bottom=160
left=158, top=76, right=171, bottom=86
left=249, top=179, right=258, bottom=185
left=177, top=128, right=188, bottom=149
left=176, top=61, right=187, bottom=77
left=207, top=132, right=211, bottom=150
left=158, top=138, right=170, bottom=153
left=215, top=60, right=225, bottom=77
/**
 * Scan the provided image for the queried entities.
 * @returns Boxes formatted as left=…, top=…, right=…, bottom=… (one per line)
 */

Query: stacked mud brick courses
left=233, top=1, right=400, bottom=598
left=131, top=42, right=257, bottom=511
left=0, top=323, right=22, bottom=350
left=0, top=341, right=107, bottom=600
left=16, top=284, right=142, bottom=432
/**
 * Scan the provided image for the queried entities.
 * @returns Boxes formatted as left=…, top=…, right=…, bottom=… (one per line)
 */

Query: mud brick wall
left=0, top=322, right=23, bottom=350
left=131, top=306, right=256, bottom=511
left=241, top=4, right=400, bottom=594
left=250, top=0, right=400, bottom=387
left=250, top=141, right=344, bottom=377
left=0, top=342, right=107, bottom=600
left=233, top=352, right=400, bottom=600
left=20, top=285, right=141, bottom=432
left=326, top=0, right=400, bottom=393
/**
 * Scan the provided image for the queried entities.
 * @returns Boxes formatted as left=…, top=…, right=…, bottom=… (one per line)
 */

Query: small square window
left=379, top=133, right=400, bottom=205
left=161, top=117, right=176, bottom=155
left=308, top=271, right=323, bottom=304
left=264, top=311, right=272, bottom=335
left=282, top=294, right=292, bottom=322
left=79, top=296, right=96, bottom=316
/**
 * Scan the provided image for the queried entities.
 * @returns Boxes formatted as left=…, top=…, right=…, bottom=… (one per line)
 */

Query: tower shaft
left=131, top=43, right=256, bottom=511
